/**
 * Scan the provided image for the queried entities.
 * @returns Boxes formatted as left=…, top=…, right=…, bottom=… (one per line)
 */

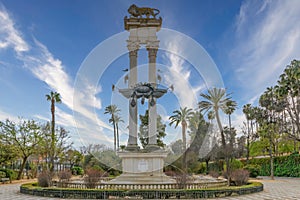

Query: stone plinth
left=124, top=17, right=162, bottom=31
left=109, top=150, right=176, bottom=184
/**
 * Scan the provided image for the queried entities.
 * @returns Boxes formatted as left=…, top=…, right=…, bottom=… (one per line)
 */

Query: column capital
left=147, top=48, right=158, bottom=58
left=129, top=50, right=138, bottom=57
left=127, top=40, right=140, bottom=52
left=146, top=40, right=159, bottom=50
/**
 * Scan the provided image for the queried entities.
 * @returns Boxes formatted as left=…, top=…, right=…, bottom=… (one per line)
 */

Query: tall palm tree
left=169, top=107, right=193, bottom=174
left=104, top=105, right=121, bottom=152
left=198, top=88, right=233, bottom=147
left=199, top=88, right=235, bottom=186
left=114, top=115, right=124, bottom=150
left=243, top=104, right=254, bottom=162
left=46, top=91, right=61, bottom=172
left=224, top=100, right=237, bottom=132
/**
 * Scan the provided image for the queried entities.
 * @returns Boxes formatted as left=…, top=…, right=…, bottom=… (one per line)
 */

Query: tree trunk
left=269, top=130, right=274, bottom=180
left=246, top=119, right=250, bottom=163
left=205, top=159, right=209, bottom=174
left=215, top=110, right=230, bottom=186
left=113, top=121, right=116, bottom=152
left=116, top=123, right=119, bottom=150
left=225, top=157, right=231, bottom=186
left=215, top=110, right=225, bottom=147
left=50, top=99, right=55, bottom=173
left=17, top=157, right=28, bottom=180
left=182, top=121, right=187, bottom=188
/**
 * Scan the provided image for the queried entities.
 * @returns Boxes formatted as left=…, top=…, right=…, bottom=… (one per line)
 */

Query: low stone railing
left=20, top=182, right=264, bottom=199
left=55, top=179, right=227, bottom=190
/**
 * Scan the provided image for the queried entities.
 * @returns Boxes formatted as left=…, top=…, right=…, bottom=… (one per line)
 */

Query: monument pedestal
left=109, top=150, right=176, bottom=184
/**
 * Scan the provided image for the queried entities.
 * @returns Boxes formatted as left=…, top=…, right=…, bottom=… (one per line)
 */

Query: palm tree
left=114, top=115, right=124, bottom=150
left=169, top=107, right=193, bottom=174
left=104, top=105, right=121, bottom=152
left=199, top=88, right=235, bottom=186
left=46, top=91, right=61, bottom=172
left=224, top=100, right=237, bottom=132
left=198, top=88, right=233, bottom=147
left=243, top=104, right=254, bottom=162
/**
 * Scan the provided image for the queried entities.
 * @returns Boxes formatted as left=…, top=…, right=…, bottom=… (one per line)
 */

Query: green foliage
left=230, top=159, right=244, bottom=170
left=196, top=162, right=206, bottom=174
left=139, top=110, right=166, bottom=148
left=243, top=164, right=261, bottom=178
left=242, top=153, right=300, bottom=177
left=71, top=166, right=84, bottom=175
left=0, top=168, right=18, bottom=180
left=208, top=160, right=224, bottom=172
left=249, top=139, right=269, bottom=157
left=0, top=171, right=6, bottom=178
left=0, top=118, right=43, bottom=180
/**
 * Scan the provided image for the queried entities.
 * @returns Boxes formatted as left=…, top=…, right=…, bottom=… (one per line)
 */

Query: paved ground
left=0, top=177, right=300, bottom=199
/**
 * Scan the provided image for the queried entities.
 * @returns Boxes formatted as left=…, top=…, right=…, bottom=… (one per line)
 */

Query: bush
left=209, top=170, right=219, bottom=178
left=38, top=172, right=51, bottom=187
left=208, top=160, right=224, bottom=172
left=230, top=159, right=244, bottom=170
left=0, top=171, right=6, bottom=178
left=0, top=168, right=18, bottom=180
left=244, top=164, right=261, bottom=178
left=164, top=170, right=177, bottom=177
left=197, top=162, right=207, bottom=174
left=84, top=168, right=105, bottom=189
left=71, top=166, right=84, bottom=175
left=57, top=170, right=72, bottom=182
left=241, top=153, right=300, bottom=177
left=231, top=169, right=249, bottom=186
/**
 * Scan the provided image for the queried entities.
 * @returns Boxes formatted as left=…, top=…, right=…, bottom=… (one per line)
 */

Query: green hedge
left=242, top=153, right=300, bottom=177
left=20, top=182, right=263, bottom=199
left=0, top=168, right=18, bottom=180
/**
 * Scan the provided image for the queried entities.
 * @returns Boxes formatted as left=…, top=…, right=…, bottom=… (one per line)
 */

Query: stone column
left=127, top=43, right=139, bottom=150
left=147, top=47, right=158, bottom=148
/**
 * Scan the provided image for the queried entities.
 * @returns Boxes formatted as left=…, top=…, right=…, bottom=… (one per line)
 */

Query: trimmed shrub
left=230, top=159, right=244, bottom=170
left=241, top=152, right=300, bottom=177
left=71, top=166, right=84, bottom=175
left=0, top=171, right=6, bottom=178
left=38, top=171, right=51, bottom=187
left=231, top=169, right=249, bottom=186
left=0, top=168, right=18, bottom=180
left=196, top=162, right=206, bottom=174
left=208, top=160, right=224, bottom=172
left=243, top=164, right=261, bottom=178
left=57, top=170, right=72, bottom=182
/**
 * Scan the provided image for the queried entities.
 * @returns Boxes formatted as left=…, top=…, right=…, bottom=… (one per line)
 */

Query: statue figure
left=128, top=4, right=160, bottom=18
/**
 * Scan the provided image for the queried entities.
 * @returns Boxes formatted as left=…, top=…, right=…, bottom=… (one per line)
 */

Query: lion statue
left=128, top=4, right=160, bottom=18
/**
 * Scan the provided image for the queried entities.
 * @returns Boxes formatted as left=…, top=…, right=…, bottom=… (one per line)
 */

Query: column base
left=125, top=144, right=140, bottom=151
left=145, top=144, right=161, bottom=152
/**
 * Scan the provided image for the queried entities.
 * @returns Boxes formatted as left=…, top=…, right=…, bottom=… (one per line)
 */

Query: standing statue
left=128, top=4, right=160, bottom=18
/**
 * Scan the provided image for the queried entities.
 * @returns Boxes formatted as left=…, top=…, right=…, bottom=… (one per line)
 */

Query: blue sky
left=0, top=0, right=300, bottom=149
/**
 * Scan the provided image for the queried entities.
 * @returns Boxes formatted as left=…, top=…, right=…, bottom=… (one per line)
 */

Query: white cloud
left=0, top=108, right=19, bottom=121
left=0, top=5, right=29, bottom=52
left=231, top=0, right=300, bottom=98
left=0, top=5, right=113, bottom=147
left=162, top=42, right=204, bottom=109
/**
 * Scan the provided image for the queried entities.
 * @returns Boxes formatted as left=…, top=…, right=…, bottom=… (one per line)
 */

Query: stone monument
left=110, top=4, right=175, bottom=184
